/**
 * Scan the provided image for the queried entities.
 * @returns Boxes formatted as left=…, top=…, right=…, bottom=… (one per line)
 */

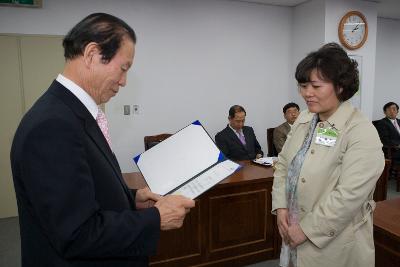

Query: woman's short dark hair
left=383, top=102, right=399, bottom=112
left=63, top=13, right=136, bottom=63
left=229, top=105, right=246, bottom=119
left=295, top=42, right=359, bottom=102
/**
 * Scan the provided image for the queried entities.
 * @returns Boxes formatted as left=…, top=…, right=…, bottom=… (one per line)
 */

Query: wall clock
left=338, top=11, right=368, bottom=50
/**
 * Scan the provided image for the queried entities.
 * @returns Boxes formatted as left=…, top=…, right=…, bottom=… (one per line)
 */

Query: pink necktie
left=393, top=119, right=400, bottom=135
left=96, top=107, right=112, bottom=149
left=237, top=131, right=246, bottom=145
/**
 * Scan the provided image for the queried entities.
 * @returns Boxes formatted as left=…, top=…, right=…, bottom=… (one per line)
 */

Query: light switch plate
left=123, top=105, right=130, bottom=115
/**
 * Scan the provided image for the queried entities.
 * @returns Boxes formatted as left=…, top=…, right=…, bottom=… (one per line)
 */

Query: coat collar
left=297, top=101, right=355, bottom=131
left=48, top=80, right=134, bottom=204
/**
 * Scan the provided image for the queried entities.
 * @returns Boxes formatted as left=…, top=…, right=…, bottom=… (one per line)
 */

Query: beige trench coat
left=272, top=101, right=384, bottom=267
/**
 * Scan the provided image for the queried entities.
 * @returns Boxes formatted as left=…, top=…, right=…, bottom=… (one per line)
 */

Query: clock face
left=339, top=11, right=368, bottom=50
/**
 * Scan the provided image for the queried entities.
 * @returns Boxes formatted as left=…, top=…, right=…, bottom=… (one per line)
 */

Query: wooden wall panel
left=0, top=35, right=22, bottom=218
left=208, top=190, right=267, bottom=252
left=150, top=201, right=202, bottom=266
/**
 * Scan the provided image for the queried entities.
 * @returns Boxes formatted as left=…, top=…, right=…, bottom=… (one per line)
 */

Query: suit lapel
left=224, top=126, right=244, bottom=149
left=396, top=119, right=400, bottom=136
left=48, top=81, right=134, bottom=204
left=243, top=127, right=252, bottom=151
left=284, top=122, right=291, bottom=135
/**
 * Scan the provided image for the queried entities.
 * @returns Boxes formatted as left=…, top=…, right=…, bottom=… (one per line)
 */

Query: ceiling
left=234, top=0, right=400, bottom=20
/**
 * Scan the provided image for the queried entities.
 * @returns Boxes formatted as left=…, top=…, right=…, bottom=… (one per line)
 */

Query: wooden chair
left=144, top=133, right=172, bottom=151
left=267, top=128, right=278, bottom=157
left=373, top=159, right=391, bottom=202
left=387, top=147, right=400, bottom=192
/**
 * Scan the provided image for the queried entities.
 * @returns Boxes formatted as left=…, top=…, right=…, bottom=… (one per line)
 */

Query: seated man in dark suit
left=376, top=102, right=400, bottom=164
left=215, top=105, right=263, bottom=161
left=273, top=102, right=300, bottom=153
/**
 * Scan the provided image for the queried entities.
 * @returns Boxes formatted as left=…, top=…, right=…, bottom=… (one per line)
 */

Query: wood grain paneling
left=374, top=198, right=400, bottom=267
left=208, top=189, right=267, bottom=252
left=150, top=200, right=202, bottom=266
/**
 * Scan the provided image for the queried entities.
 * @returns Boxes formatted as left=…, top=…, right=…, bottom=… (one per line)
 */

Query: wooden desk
left=123, top=161, right=279, bottom=267
left=374, top=198, right=400, bottom=267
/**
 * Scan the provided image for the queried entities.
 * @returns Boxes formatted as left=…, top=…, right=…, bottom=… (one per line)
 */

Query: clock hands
left=352, top=24, right=360, bottom=33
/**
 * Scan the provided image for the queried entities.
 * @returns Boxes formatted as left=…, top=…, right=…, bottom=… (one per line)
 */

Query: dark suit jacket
left=376, top=117, right=400, bottom=162
left=215, top=125, right=263, bottom=161
left=11, top=81, right=160, bottom=267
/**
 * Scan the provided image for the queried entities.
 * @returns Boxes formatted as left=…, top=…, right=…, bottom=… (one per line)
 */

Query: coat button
left=329, top=231, right=335, bottom=237
left=301, top=178, right=306, bottom=183
left=319, top=122, right=324, bottom=128
left=310, top=149, right=315, bottom=154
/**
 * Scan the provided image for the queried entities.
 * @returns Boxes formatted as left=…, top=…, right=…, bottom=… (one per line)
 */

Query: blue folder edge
left=133, top=154, right=141, bottom=164
left=217, top=151, right=225, bottom=162
left=192, top=120, right=201, bottom=126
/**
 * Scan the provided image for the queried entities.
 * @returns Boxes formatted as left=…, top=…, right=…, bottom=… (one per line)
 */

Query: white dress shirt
left=56, top=74, right=98, bottom=119
left=229, top=124, right=244, bottom=139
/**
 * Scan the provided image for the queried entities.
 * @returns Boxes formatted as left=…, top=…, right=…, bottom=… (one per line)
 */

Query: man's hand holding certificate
left=155, top=195, right=195, bottom=230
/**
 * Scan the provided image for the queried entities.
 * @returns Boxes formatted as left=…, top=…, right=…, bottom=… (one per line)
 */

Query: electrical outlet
left=123, top=105, right=130, bottom=115
left=133, top=104, right=140, bottom=114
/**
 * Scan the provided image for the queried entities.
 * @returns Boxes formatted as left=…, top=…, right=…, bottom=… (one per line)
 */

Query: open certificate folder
left=133, top=121, right=241, bottom=199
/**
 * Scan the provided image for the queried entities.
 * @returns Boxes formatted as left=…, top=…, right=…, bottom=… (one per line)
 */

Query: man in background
left=11, top=13, right=194, bottom=267
left=215, top=105, right=263, bottom=161
left=376, top=102, right=400, bottom=165
left=273, top=102, right=300, bottom=153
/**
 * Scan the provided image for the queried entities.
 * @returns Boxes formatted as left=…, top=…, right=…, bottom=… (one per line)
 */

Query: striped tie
left=96, top=107, right=112, bottom=149
left=393, top=119, right=400, bottom=135
left=237, top=131, right=246, bottom=145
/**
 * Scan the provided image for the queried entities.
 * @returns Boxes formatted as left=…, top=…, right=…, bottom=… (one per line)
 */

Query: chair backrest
left=144, top=133, right=172, bottom=151
left=373, top=159, right=390, bottom=202
left=267, top=128, right=278, bottom=157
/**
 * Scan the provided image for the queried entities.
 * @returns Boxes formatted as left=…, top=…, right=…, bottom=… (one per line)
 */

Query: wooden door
left=0, top=34, right=64, bottom=218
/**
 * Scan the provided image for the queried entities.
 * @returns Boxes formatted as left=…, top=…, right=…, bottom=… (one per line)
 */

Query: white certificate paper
left=171, top=160, right=239, bottom=199
left=133, top=121, right=241, bottom=199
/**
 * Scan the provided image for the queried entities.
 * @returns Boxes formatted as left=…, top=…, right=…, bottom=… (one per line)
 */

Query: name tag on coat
left=315, top=128, right=338, bottom=147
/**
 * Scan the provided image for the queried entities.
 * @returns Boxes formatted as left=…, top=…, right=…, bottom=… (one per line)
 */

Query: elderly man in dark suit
left=10, top=13, right=194, bottom=267
left=215, top=105, right=263, bottom=161
left=376, top=102, right=400, bottom=164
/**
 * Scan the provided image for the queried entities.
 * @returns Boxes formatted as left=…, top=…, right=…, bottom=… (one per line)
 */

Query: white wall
left=291, top=0, right=326, bottom=110
left=0, top=0, right=293, bottom=172
left=373, top=17, right=400, bottom=120
left=324, top=0, right=378, bottom=120
left=3, top=0, right=394, bottom=173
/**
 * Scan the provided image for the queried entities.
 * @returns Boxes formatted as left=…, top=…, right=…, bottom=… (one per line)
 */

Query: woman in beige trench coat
left=271, top=43, right=385, bottom=267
